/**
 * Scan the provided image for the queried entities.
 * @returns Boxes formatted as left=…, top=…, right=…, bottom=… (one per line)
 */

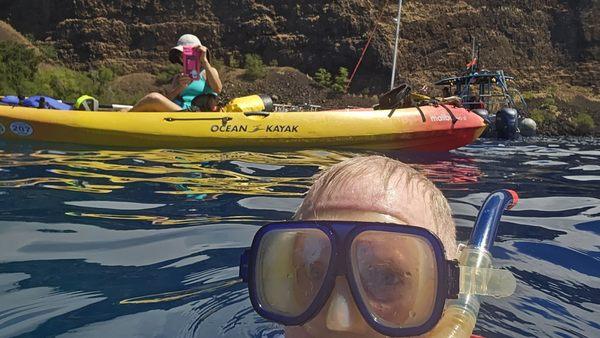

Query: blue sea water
left=0, top=138, right=598, bottom=338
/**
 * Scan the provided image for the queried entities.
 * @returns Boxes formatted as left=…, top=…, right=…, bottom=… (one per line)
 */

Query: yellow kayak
left=0, top=103, right=486, bottom=151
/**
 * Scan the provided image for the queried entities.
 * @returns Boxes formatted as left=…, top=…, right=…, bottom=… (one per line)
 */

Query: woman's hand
left=195, top=45, right=209, bottom=67
left=174, top=73, right=192, bottom=88
left=165, top=73, right=192, bottom=100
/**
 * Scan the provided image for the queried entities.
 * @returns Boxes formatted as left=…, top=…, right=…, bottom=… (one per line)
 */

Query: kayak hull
left=0, top=105, right=486, bottom=151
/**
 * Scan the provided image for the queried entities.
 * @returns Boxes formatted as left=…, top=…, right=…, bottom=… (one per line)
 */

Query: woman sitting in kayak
left=129, top=34, right=222, bottom=112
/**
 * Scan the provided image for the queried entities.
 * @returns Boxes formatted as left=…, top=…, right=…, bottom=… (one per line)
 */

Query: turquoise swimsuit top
left=173, top=71, right=215, bottom=109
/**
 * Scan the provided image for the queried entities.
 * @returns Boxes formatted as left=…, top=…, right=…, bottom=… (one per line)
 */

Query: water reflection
left=0, top=149, right=485, bottom=227
left=0, top=149, right=351, bottom=195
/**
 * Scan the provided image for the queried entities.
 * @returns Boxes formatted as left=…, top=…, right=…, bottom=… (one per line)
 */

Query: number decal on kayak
left=10, top=122, right=33, bottom=136
left=0, top=123, right=4, bottom=135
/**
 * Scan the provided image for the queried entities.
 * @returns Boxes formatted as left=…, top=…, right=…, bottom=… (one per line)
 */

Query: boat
left=434, top=40, right=531, bottom=139
left=0, top=95, right=486, bottom=151
left=434, top=70, right=527, bottom=113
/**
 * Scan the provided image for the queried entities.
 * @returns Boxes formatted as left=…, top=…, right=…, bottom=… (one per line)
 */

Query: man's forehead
left=302, top=174, right=433, bottom=227
left=295, top=158, right=457, bottom=259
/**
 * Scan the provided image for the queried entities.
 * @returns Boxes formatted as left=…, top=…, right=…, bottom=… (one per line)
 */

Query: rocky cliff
left=1, top=0, right=598, bottom=94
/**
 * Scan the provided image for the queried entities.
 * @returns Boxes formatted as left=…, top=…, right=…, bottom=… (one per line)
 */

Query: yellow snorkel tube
left=427, top=190, right=519, bottom=337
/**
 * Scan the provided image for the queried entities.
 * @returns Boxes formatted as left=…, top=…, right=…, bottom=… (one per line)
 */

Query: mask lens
left=255, top=228, right=331, bottom=317
left=350, top=230, right=439, bottom=328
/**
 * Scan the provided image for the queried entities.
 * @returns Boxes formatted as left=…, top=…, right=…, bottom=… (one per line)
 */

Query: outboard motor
left=495, top=108, right=519, bottom=139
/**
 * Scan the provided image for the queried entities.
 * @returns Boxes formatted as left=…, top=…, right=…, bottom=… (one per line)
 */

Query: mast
left=390, top=0, right=403, bottom=90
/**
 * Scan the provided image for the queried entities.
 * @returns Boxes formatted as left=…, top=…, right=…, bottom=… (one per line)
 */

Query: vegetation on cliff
left=243, top=54, right=268, bottom=80
left=314, top=67, right=351, bottom=93
left=0, top=41, right=123, bottom=102
left=523, top=86, right=599, bottom=136
left=0, top=37, right=374, bottom=109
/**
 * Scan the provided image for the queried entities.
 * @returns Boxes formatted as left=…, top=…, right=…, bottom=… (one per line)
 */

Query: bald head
left=295, top=155, right=457, bottom=259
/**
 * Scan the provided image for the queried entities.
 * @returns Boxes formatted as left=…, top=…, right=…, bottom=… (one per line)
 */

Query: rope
left=346, top=0, right=391, bottom=92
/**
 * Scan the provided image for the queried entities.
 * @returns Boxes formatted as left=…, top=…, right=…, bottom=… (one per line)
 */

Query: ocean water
left=0, top=138, right=598, bottom=338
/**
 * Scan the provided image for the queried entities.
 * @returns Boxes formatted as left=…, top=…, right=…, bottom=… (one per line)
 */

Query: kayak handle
left=164, top=117, right=232, bottom=126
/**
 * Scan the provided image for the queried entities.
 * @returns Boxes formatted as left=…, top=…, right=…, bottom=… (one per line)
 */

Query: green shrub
left=332, top=67, right=349, bottom=93
left=573, top=112, right=595, bottom=135
left=211, top=57, right=226, bottom=75
left=0, top=41, right=40, bottom=95
left=243, top=53, right=267, bottom=80
left=530, top=107, right=557, bottom=127
left=99, top=86, right=145, bottom=106
left=269, top=59, right=279, bottom=67
left=0, top=62, right=13, bottom=94
left=228, top=56, right=240, bottom=68
left=90, top=67, right=115, bottom=86
left=521, top=91, right=536, bottom=101
left=314, top=68, right=332, bottom=87
left=36, top=42, right=59, bottom=60
left=529, top=109, right=547, bottom=125
left=0, top=40, right=147, bottom=103
left=32, top=66, right=95, bottom=101
left=156, top=63, right=181, bottom=85
left=541, top=96, right=556, bottom=108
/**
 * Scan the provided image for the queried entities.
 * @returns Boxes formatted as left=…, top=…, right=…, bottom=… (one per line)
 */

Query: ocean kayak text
left=210, top=125, right=299, bottom=133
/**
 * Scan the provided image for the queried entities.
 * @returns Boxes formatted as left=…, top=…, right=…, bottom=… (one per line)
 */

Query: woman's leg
left=128, top=93, right=182, bottom=112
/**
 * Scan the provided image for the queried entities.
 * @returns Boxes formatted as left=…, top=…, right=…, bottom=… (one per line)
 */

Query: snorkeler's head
left=295, top=155, right=457, bottom=258
left=240, top=156, right=516, bottom=337
left=283, top=155, right=457, bottom=337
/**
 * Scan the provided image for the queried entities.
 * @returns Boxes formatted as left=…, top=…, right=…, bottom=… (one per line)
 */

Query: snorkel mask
left=239, top=190, right=518, bottom=337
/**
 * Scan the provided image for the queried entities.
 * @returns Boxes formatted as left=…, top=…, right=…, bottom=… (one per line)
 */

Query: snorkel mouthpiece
left=427, top=189, right=518, bottom=338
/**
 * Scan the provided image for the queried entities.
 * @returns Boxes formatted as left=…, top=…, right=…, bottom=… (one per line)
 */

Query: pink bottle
left=183, top=46, right=201, bottom=81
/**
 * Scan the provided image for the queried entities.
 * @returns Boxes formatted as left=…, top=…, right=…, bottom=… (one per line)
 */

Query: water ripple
left=0, top=277, right=105, bottom=337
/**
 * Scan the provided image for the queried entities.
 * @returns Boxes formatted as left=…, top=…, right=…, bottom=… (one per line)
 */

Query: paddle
left=61, top=100, right=133, bottom=111
left=97, top=103, right=134, bottom=111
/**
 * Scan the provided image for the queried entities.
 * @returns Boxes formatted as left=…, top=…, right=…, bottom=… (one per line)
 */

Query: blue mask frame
left=239, top=221, right=460, bottom=337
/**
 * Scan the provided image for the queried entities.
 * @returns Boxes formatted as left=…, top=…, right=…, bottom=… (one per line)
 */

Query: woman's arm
left=197, top=46, right=223, bottom=94
left=202, top=61, right=223, bottom=94
left=165, top=74, right=192, bottom=100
